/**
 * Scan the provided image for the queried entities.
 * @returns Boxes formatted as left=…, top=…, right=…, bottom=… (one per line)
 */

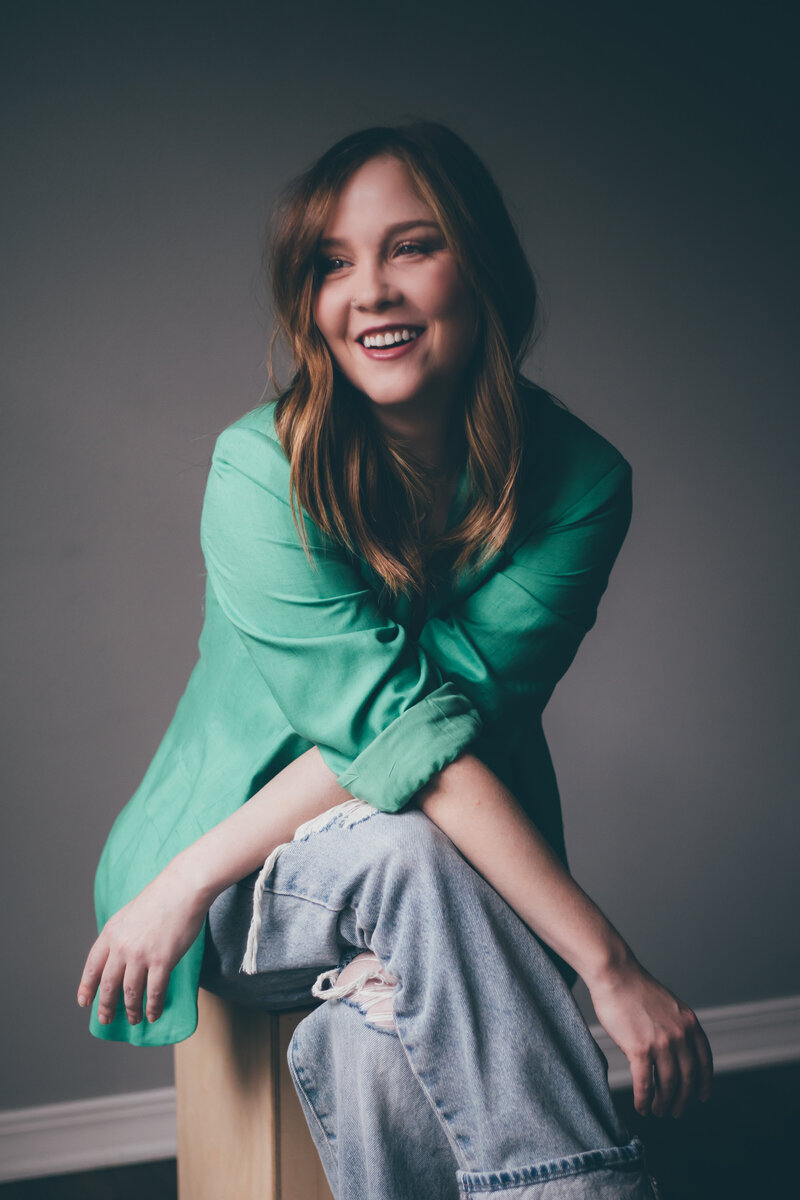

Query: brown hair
left=265, top=119, right=541, bottom=610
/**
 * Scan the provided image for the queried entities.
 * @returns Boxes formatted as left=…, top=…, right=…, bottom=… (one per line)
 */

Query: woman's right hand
left=586, top=952, right=714, bottom=1119
left=77, top=856, right=210, bottom=1026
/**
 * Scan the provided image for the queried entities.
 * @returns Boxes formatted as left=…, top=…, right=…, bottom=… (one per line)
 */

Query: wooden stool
left=174, top=987, right=335, bottom=1200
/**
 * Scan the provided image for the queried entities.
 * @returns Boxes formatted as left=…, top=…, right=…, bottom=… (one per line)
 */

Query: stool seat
left=174, top=987, right=334, bottom=1200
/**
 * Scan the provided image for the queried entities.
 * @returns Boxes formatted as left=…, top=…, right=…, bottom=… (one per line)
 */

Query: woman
left=78, top=121, right=712, bottom=1199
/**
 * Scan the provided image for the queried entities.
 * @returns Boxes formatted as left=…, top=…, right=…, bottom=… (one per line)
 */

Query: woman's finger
left=630, top=1052, right=655, bottom=1116
left=77, top=938, right=111, bottom=1009
left=144, top=960, right=170, bottom=1023
left=651, top=1039, right=679, bottom=1118
left=96, top=954, right=126, bottom=1025
left=690, top=1019, right=714, bottom=1102
left=122, top=958, right=147, bottom=1026
left=668, top=1036, right=698, bottom=1118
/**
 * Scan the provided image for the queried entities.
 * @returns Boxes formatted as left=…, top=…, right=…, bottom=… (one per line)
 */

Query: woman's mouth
left=357, top=327, right=425, bottom=360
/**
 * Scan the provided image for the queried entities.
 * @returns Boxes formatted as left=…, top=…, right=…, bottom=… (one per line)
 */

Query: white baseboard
left=0, top=1086, right=177, bottom=1183
left=1, top=993, right=799, bottom=1183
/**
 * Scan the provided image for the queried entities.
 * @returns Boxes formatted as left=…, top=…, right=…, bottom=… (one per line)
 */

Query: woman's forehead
left=321, top=157, right=434, bottom=238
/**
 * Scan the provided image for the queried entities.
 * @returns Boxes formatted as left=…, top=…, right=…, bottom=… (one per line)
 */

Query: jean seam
left=260, top=885, right=345, bottom=912
left=390, top=1002, right=471, bottom=1169
left=287, top=1028, right=338, bottom=1179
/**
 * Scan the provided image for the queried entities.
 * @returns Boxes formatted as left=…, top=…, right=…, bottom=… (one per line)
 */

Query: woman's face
left=312, top=155, right=479, bottom=418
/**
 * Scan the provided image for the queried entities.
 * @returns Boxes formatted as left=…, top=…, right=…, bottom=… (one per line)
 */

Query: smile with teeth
left=360, top=328, right=421, bottom=348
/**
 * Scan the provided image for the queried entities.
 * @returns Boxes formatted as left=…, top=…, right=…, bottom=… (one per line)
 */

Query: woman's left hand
left=586, top=954, right=714, bottom=1119
left=77, top=857, right=209, bottom=1026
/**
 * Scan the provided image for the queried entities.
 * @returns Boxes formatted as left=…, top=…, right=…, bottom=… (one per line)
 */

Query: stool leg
left=175, top=987, right=279, bottom=1199
left=174, top=989, right=333, bottom=1200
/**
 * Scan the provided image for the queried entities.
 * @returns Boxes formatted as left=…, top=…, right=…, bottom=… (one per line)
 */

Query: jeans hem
left=456, top=1136, right=653, bottom=1192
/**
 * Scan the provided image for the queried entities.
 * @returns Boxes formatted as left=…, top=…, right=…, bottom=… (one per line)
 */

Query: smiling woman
left=262, top=126, right=543, bottom=614
left=80, top=120, right=709, bottom=1200
left=313, top=162, right=479, bottom=430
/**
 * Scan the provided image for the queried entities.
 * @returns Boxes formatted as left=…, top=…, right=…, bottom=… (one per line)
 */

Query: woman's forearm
left=414, top=752, right=635, bottom=989
left=172, top=745, right=353, bottom=905
left=171, top=742, right=634, bottom=991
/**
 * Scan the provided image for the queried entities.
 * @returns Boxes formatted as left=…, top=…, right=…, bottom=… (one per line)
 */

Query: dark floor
left=2, top=1060, right=797, bottom=1199
left=615, top=1058, right=795, bottom=1197
left=0, top=1160, right=177, bottom=1200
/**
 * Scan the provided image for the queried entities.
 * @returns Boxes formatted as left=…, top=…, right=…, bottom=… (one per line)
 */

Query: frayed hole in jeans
left=311, top=951, right=398, bottom=1031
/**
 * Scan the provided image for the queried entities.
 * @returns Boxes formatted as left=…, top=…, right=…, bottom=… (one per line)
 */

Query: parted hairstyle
left=265, top=119, right=542, bottom=609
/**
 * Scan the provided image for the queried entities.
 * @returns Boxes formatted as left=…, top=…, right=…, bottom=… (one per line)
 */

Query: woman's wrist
left=159, top=748, right=350, bottom=911
left=579, top=929, right=639, bottom=991
left=166, top=843, right=224, bottom=911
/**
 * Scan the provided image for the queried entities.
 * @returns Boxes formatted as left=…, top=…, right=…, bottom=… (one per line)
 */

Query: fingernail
left=77, top=996, right=87, bottom=1007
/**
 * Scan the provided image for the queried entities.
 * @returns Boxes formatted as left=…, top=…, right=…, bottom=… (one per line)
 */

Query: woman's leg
left=287, top=994, right=461, bottom=1200
left=201, top=802, right=659, bottom=1199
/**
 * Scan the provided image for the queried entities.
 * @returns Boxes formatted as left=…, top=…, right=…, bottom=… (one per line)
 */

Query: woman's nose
left=350, top=259, right=400, bottom=310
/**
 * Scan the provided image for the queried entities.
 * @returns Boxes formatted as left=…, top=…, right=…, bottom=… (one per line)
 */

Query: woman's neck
left=372, top=402, right=466, bottom=481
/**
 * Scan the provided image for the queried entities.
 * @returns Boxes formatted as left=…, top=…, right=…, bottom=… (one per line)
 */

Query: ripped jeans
left=199, top=799, right=660, bottom=1200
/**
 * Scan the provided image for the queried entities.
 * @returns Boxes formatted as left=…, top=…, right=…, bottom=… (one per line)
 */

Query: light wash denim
left=199, top=801, right=661, bottom=1200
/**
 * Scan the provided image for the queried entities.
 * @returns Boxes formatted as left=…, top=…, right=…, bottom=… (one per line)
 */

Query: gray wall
left=2, top=2, right=797, bottom=1109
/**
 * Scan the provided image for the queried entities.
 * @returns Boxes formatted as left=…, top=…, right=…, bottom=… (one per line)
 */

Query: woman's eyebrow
left=319, top=219, right=441, bottom=249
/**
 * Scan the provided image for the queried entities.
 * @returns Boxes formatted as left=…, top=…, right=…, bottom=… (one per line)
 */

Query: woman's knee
left=361, top=804, right=471, bottom=884
left=313, top=950, right=399, bottom=1033
left=289, top=985, right=398, bottom=1083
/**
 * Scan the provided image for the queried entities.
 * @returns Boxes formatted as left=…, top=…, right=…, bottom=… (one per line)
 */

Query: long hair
left=266, top=120, right=541, bottom=608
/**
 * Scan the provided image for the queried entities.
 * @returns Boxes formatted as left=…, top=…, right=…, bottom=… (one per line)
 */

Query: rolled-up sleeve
left=417, top=459, right=633, bottom=727
left=199, top=423, right=483, bottom=812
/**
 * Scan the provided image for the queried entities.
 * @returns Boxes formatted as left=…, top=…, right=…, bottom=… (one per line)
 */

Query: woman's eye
left=318, top=256, right=346, bottom=275
left=395, top=240, right=429, bottom=256
left=317, top=241, right=435, bottom=277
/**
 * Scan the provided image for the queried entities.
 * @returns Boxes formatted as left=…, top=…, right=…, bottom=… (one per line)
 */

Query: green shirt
left=90, top=380, right=633, bottom=1046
